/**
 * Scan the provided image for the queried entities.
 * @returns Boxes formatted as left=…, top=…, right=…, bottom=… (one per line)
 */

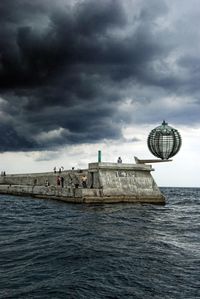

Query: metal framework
left=147, top=121, right=182, bottom=160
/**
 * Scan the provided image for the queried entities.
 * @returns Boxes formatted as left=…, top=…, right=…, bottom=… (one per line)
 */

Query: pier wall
left=0, top=170, right=87, bottom=187
left=0, top=163, right=165, bottom=204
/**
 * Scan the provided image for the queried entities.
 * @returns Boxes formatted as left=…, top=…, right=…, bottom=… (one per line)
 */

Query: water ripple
left=0, top=189, right=199, bottom=299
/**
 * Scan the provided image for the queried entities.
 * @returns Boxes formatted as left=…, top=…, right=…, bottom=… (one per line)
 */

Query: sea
left=0, top=187, right=199, bottom=299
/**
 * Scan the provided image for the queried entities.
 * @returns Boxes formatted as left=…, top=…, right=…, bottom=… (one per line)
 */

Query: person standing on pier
left=61, top=176, right=64, bottom=188
left=117, top=157, right=122, bottom=163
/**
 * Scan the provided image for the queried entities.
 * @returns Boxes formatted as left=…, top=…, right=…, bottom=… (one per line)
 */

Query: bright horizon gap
left=0, top=124, right=199, bottom=188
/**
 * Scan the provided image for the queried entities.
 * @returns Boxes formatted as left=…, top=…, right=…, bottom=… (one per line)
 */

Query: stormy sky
left=0, top=0, right=200, bottom=186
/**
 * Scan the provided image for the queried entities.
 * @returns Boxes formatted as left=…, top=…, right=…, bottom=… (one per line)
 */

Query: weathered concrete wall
left=88, top=162, right=161, bottom=197
left=0, top=170, right=87, bottom=187
left=0, top=184, right=164, bottom=204
left=0, top=162, right=165, bottom=204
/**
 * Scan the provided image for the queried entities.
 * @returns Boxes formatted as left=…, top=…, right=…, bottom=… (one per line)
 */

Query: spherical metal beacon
left=147, top=121, right=182, bottom=160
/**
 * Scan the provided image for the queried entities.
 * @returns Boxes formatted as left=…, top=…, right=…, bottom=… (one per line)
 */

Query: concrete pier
left=0, top=162, right=165, bottom=204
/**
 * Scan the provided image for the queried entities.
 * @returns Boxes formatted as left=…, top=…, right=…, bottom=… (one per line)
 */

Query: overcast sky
left=0, top=0, right=200, bottom=187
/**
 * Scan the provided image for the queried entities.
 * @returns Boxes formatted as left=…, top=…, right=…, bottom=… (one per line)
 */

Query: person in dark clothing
left=117, top=157, right=122, bottom=163
left=60, top=176, right=64, bottom=188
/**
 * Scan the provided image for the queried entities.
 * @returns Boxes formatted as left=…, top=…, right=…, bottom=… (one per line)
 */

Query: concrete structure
left=0, top=162, right=165, bottom=204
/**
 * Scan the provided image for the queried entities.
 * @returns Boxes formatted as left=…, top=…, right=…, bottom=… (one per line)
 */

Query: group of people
left=68, top=174, right=87, bottom=189
left=56, top=175, right=87, bottom=188
left=53, top=166, right=64, bottom=174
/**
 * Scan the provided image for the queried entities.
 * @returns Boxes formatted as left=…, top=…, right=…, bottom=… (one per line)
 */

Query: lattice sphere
left=147, top=121, right=182, bottom=160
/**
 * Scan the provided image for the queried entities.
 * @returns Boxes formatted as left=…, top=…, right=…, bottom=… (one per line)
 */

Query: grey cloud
left=0, top=0, right=199, bottom=151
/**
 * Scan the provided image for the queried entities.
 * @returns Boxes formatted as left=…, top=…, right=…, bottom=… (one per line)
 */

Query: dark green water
left=0, top=188, right=199, bottom=298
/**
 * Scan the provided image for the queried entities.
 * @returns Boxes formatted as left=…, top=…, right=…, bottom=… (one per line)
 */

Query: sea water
left=0, top=188, right=199, bottom=299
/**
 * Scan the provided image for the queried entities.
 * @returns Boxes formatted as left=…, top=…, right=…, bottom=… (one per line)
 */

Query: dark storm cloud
left=0, top=0, right=199, bottom=151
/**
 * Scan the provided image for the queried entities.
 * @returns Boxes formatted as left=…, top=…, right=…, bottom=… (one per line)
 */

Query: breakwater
left=0, top=162, right=165, bottom=204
